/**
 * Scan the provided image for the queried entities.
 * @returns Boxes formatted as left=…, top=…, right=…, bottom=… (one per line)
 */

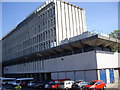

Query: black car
left=33, top=81, right=46, bottom=88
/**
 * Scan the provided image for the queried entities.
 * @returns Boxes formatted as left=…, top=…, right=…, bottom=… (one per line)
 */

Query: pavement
left=105, top=81, right=120, bottom=90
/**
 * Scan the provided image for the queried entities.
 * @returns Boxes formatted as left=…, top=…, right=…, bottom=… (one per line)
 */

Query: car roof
left=91, top=80, right=103, bottom=82
left=16, top=78, right=33, bottom=80
left=63, top=80, right=74, bottom=82
left=52, top=79, right=71, bottom=81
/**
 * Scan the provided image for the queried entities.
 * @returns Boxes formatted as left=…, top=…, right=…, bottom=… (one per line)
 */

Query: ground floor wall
left=4, top=68, right=119, bottom=83
left=4, top=51, right=97, bottom=74
left=3, top=51, right=119, bottom=83
left=97, top=69, right=119, bottom=83
left=4, top=73, right=51, bottom=81
left=51, top=70, right=97, bottom=82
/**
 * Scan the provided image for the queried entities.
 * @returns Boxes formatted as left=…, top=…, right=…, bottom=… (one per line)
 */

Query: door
left=100, top=70, right=107, bottom=83
left=109, top=69, right=114, bottom=83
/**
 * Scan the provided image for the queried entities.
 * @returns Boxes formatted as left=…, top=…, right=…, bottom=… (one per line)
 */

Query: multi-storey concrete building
left=2, top=0, right=120, bottom=84
left=2, top=0, right=86, bottom=61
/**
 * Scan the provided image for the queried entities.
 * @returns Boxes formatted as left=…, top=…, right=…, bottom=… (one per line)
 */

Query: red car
left=83, top=80, right=106, bottom=90
left=45, top=79, right=70, bottom=89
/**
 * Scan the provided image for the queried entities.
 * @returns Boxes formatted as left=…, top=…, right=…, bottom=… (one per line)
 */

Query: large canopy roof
left=3, top=34, right=120, bottom=66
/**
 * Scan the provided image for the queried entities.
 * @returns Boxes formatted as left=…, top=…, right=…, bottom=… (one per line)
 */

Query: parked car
left=83, top=80, right=106, bottom=90
left=20, top=81, right=28, bottom=86
left=33, top=81, right=46, bottom=88
left=27, top=81, right=37, bottom=88
left=12, top=78, right=34, bottom=86
left=45, top=80, right=62, bottom=89
left=72, top=80, right=89, bottom=89
left=59, top=80, right=74, bottom=89
left=0, top=78, right=16, bottom=85
left=45, top=79, right=70, bottom=89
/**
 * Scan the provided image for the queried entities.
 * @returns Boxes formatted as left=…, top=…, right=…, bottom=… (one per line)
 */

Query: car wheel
left=100, top=87, right=105, bottom=90
left=65, top=87, right=69, bottom=90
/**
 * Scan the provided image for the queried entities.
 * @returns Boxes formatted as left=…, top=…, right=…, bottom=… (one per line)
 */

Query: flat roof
left=3, top=34, right=120, bottom=66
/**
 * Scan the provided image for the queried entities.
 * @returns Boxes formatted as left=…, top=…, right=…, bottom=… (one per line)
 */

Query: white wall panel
left=44, top=51, right=96, bottom=72
left=38, top=60, right=41, bottom=70
left=75, top=8, right=80, bottom=35
left=68, top=5, right=73, bottom=37
left=81, top=9, right=86, bottom=32
left=56, top=1, right=62, bottom=44
left=65, top=4, right=70, bottom=39
left=78, top=9, right=82, bottom=34
left=71, top=6, right=76, bottom=36
left=55, top=1, right=87, bottom=45
left=55, top=1, right=59, bottom=45
left=96, top=51, right=119, bottom=69
left=114, top=69, right=119, bottom=82
left=30, top=62, right=33, bottom=72
left=61, top=2, right=66, bottom=40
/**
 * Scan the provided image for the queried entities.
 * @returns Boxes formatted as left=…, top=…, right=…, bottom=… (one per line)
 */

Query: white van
left=0, top=78, right=16, bottom=85
left=12, top=78, right=34, bottom=86
left=59, top=80, right=74, bottom=89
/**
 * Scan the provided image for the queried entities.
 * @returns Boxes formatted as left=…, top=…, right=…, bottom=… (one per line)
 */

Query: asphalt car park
left=2, top=83, right=120, bottom=90
left=1, top=77, right=120, bottom=90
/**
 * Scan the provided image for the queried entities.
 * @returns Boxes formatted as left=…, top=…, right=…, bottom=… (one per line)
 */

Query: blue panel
left=109, top=69, right=114, bottom=83
left=100, top=70, right=107, bottom=83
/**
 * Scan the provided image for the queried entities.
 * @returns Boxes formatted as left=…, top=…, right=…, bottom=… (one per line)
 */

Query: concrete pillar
left=114, top=69, right=119, bottom=82
left=97, top=70, right=100, bottom=80
left=106, top=69, right=110, bottom=83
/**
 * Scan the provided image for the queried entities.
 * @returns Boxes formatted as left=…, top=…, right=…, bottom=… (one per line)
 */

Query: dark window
left=74, top=48, right=82, bottom=54
left=103, top=47, right=111, bottom=51
left=58, top=52, right=66, bottom=57
left=96, top=46, right=103, bottom=50
left=65, top=51, right=72, bottom=55
left=84, top=46, right=94, bottom=52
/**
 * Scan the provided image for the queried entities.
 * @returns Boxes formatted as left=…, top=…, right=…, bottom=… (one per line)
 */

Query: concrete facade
left=3, top=50, right=120, bottom=82
left=1, top=0, right=120, bottom=84
left=2, top=0, right=86, bottom=62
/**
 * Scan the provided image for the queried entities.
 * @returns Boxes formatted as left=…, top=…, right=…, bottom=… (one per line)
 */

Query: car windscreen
left=16, top=80, right=20, bottom=83
left=31, top=81, right=37, bottom=83
left=36, top=81, right=45, bottom=84
left=88, top=82, right=96, bottom=85
left=81, top=82, right=88, bottom=84
left=49, top=81, right=55, bottom=85
left=74, top=82, right=80, bottom=84
left=3, top=80, right=15, bottom=82
left=59, top=82, right=64, bottom=85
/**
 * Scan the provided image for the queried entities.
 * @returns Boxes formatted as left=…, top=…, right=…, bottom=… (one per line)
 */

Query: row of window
left=38, top=7, right=55, bottom=21
left=3, top=38, right=56, bottom=60
left=4, top=60, right=44, bottom=73
left=5, top=46, right=111, bottom=67
left=2, top=5, right=56, bottom=61
left=3, top=16, right=56, bottom=49
left=3, top=27, right=56, bottom=52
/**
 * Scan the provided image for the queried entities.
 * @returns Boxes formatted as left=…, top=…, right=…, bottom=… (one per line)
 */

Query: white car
left=59, top=80, right=74, bottom=89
